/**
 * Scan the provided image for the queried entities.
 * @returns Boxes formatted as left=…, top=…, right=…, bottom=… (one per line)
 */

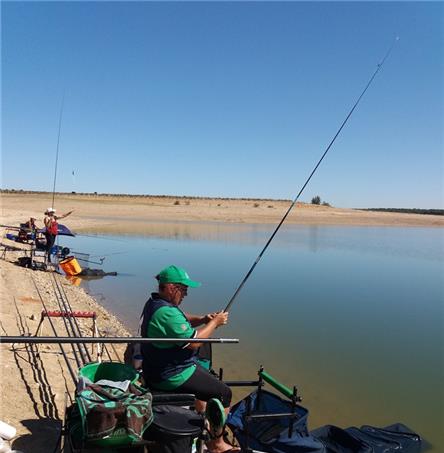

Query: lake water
left=61, top=222, right=443, bottom=449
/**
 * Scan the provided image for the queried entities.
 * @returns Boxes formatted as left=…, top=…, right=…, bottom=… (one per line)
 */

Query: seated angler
left=140, top=265, right=239, bottom=453
left=18, top=217, right=38, bottom=243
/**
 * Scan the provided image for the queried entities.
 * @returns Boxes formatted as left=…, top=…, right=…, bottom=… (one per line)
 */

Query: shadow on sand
left=12, top=418, right=62, bottom=453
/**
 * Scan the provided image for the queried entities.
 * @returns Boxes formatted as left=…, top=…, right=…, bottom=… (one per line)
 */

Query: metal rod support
left=224, top=380, right=261, bottom=387
left=246, top=412, right=300, bottom=421
left=0, top=336, right=239, bottom=344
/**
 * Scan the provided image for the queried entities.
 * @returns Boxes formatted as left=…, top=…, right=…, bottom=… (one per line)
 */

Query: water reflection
left=309, top=225, right=319, bottom=252
left=78, top=220, right=443, bottom=263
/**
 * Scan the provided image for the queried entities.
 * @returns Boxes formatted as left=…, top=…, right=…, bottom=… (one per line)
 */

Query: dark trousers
left=44, top=233, right=56, bottom=254
left=174, top=364, right=232, bottom=408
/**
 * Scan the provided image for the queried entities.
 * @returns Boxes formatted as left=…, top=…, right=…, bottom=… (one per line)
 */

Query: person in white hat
left=43, top=207, right=74, bottom=258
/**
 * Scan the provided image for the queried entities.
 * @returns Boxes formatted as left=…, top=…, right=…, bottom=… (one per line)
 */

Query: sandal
left=206, top=397, right=226, bottom=437
left=205, top=399, right=241, bottom=452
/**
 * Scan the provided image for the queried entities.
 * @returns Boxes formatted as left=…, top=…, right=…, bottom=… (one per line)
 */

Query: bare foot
left=206, top=437, right=241, bottom=453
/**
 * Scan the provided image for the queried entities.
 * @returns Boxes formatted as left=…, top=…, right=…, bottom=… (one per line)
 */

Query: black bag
left=17, top=256, right=32, bottom=268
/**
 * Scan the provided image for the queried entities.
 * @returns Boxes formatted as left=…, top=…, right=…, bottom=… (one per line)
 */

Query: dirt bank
left=0, top=252, right=130, bottom=452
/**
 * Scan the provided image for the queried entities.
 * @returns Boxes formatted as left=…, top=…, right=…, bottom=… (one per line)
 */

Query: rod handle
left=259, top=370, right=293, bottom=400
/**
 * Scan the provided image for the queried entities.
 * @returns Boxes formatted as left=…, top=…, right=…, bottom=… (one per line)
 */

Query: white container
left=0, top=421, right=16, bottom=441
left=0, top=438, right=11, bottom=453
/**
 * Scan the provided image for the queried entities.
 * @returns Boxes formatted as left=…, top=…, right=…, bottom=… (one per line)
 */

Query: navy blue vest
left=140, top=294, right=197, bottom=384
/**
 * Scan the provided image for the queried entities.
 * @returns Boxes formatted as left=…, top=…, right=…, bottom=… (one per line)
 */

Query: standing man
left=43, top=207, right=73, bottom=258
left=140, top=265, right=239, bottom=453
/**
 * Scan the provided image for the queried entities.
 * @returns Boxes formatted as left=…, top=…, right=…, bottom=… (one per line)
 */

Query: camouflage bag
left=76, top=383, right=153, bottom=442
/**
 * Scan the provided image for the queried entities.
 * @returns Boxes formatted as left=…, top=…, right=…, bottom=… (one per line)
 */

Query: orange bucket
left=59, top=256, right=82, bottom=276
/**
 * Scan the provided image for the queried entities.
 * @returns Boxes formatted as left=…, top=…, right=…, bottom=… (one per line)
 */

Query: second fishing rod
left=223, top=38, right=398, bottom=313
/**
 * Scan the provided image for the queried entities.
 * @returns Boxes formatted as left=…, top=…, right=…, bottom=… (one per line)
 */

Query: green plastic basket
left=78, top=361, right=139, bottom=384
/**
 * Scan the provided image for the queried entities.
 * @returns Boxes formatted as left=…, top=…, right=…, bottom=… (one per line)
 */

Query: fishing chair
left=17, top=223, right=37, bottom=243
left=1, top=227, right=32, bottom=260
left=27, top=243, right=70, bottom=272
left=29, top=247, right=48, bottom=270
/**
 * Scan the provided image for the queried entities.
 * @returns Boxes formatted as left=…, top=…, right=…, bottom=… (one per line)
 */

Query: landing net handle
left=0, top=336, right=239, bottom=345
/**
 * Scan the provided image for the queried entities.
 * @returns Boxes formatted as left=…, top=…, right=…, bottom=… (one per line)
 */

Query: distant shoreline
left=1, top=190, right=442, bottom=214
left=358, top=208, right=443, bottom=216
left=2, top=189, right=290, bottom=202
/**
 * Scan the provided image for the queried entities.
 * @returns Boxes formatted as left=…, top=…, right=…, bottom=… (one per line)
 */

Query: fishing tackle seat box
left=68, top=362, right=151, bottom=451
left=69, top=362, right=203, bottom=453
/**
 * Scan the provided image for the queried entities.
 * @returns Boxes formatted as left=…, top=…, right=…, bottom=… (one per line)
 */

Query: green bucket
left=78, top=361, right=139, bottom=384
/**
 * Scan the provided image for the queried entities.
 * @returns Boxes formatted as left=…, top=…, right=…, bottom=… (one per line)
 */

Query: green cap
left=156, top=265, right=201, bottom=288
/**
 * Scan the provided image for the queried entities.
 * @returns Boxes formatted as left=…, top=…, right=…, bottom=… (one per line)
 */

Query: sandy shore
left=0, top=192, right=442, bottom=450
left=1, top=193, right=443, bottom=233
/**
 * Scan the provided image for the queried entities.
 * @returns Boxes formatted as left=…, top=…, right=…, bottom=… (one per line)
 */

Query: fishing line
left=224, top=38, right=399, bottom=313
left=51, top=95, right=65, bottom=209
left=89, top=251, right=128, bottom=259
left=75, top=233, right=129, bottom=243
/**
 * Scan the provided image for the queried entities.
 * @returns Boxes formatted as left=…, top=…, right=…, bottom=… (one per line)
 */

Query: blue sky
left=2, top=1, right=443, bottom=208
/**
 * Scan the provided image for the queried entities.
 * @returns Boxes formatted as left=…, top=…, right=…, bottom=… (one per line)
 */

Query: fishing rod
left=51, top=273, right=92, bottom=364
left=224, top=38, right=399, bottom=313
left=32, top=278, right=78, bottom=384
left=0, top=337, right=240, bottom=344
left=49, top=276, right=84, bottom=368
left=51, top=95, right=65, bottom=209
left=99, top=329, right=121, bottom=363
left=70, top=251, right=105, bottom=266
left=0, top=225, right=20, bottom=230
